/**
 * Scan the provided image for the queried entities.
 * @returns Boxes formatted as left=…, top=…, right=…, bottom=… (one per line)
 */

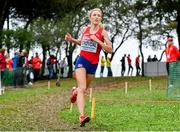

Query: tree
left=1, top=29, right=14, bottom=53
left=1, top=28, right=33, bottom=53
left=30, top=18, right=54, bottom=76
left=102, top=0, right=134, bottom=62
left=0, top=0, right=89, bottom=47
left=155, top=0, right=180, bottom=48
left=13, top=28, right=33, bottom=52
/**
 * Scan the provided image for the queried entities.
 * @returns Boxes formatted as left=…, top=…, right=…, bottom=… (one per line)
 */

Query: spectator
left=32, top=52, right=42, bottom=81
left=165, top=36, right=180, bottom=75
left=12, top=52, right=19, bottom=70
left=0, top=48, right=6, bottom=85
left=107, top=57, right=112, bottom=76
left=152, top=55, right=158, bottom=62
left=127, top=54, right=133, bottom=76
left=29, top=56, right=33, bottom=65
left=13, top=51, right=26, bottom=87
left=4, top=54, right=13, bottom=87
left=6, top=54, right=13, bottom=71
left=23, top=52, right=29, bottom=85
left=100, top=56, right=106, bottom=77
left=147, top=55, right=152, bottom=62
left=59, top=58, right=67, bottom=78
left=120, top=54, right=126, bottom=76
left=135, top=55, right=141, bottom=76
left=47, top=55, right=57, bottom=79
left=26, top=63, right=34, bottom=86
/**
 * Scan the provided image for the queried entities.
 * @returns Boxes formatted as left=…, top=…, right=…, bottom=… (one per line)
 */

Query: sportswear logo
left=96, top=34, right=100, bottom=37
left=78, top=64, right=83, bottom=68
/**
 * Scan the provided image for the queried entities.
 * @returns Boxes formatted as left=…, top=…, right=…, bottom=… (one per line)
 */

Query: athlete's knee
left=77, top=87, right=86, bottom=93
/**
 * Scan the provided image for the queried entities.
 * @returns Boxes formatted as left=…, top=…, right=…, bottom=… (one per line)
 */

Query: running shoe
left=70, top=87, right=77, bottom=103
left=79, top=116, right=90, bottom=127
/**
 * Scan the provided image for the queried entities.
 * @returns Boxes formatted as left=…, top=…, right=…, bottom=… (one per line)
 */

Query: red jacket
left=165, top=44, right=180, bottom=62
left=32, top=57, right=41, bottom=69
left=0, top=53, right=6, bottom=70
left=127, top=56, right=131, bottom=65
left=135, top=56, right=140, bottom=66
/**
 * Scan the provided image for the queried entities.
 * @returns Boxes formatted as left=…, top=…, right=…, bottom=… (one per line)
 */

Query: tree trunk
left=41, top=45, right=46, bottom=77
left=67, top=51, right=73, bottom=78
left=139, top=41, right=144, bottom=76
left=0, top=0, right=9, bottom=48
left=138, top=20, right=144, bottom=76
left=158, top=50, right=165, bottom=62
left=19, top=44, right=23, bottom=52
left=177, top=10, right=180, bottom=50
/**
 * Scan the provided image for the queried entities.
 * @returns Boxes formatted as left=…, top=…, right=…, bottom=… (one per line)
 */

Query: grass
left=59, top=76, right=180, bottom=131
left=1, top=76, right=180, bottom=131
left=0, top=79, right=76, bottom=131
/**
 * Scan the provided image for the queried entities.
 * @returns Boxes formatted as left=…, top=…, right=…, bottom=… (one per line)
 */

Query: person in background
left=12, top=52, right=19, bottom=70
left=0, top=48, right=6, bottom=85
left=29, top=56, right=33, bottom=65
left=4, top=54, right=13, bottom=87
left=15, top=51, right=26, bottom=87
left=152, top=55, right=158, bottom=62
left=127, top=54, right=133, bottom=76
left=47, top=55, right=53, bottom=79
left=5, top=54, right=13, bottom=71
left=26, top=63, right=34, bottom=86
left=100, top=56, right=106, bottom=77
left=47, top=55, right=57, bottom=79
left=135, top=55, right=141, bottom=76
left=32, top=52, right=42, bottom=81
left=107, top=56, right=112, bottom=76
left=120, top=54, right=126, bottom=76
left=0, top=48, right=6, bottom=86
left=27, top=56, right=34, bottom=85
left=147, top=55, right=152, bottom=62
left=59, top=58, right=67, bottom=78
left=65, top=8, right=112, bottom=127
left=23, top=52, right=29, bottom=85
left=165, top=36, right=180, bottom=75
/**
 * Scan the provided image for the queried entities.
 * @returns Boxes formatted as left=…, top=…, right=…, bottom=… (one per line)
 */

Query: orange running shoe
left=79, top=115, right=90, bottom=127
left=70, top=87, right=77, bottom=103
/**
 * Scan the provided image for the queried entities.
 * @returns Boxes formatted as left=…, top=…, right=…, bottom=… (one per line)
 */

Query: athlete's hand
left=90, top=35, right=100, bottom=43
left=65, top=33, right=72, bottom=41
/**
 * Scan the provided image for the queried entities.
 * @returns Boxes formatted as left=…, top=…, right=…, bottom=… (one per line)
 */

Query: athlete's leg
left=75, top=68, right=87, bottom=116
left=71, top=67, right=93, bottom=99
left=86, top=74, right=94, bottom=89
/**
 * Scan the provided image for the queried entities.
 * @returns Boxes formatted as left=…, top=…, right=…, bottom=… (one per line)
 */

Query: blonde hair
left=88, top=8, right=102, bottom=18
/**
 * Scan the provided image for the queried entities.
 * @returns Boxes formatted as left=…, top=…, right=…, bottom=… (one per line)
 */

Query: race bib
left=81, top=36, right=98, bottom=53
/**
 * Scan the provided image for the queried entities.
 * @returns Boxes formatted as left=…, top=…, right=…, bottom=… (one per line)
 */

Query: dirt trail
left=15, top=90, right=83, bottom=131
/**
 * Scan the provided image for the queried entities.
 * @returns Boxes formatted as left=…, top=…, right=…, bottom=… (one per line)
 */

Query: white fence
left=144, top=62, right=167, bottom=76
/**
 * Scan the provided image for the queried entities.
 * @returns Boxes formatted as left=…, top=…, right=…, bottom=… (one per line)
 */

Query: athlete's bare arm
left=65, top=33, right=81, bottom=45
left=89, top=30, right=112, bottom=53
left=102, top=30, right=112, bottom=53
